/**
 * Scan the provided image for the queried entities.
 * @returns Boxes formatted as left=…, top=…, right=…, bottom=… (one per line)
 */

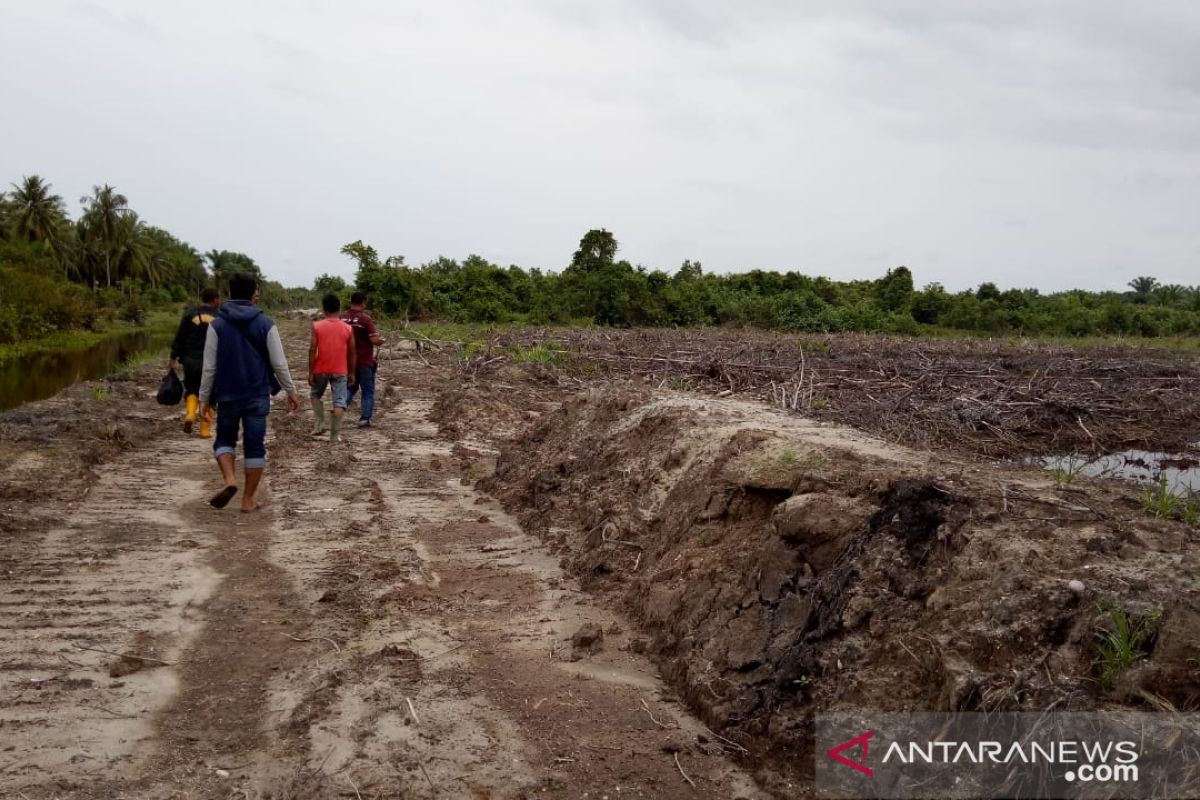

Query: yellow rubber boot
left=184, top=394, right=198, bottom=434
left=198, top=405, right=213, bottom=438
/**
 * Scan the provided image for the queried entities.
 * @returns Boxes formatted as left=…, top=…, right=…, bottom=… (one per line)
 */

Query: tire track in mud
left=0, top=434, right=222, bottom=794
left=255, top=361, right=769, bottom=799
left=144, top=500, right=311, bottom=790
left=2, top=340, right=772, bottom=799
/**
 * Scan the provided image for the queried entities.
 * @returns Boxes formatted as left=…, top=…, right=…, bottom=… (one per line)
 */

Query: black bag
left=157, top=369, right=184, bottom=406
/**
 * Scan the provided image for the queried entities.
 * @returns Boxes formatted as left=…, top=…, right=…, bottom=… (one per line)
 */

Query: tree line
left=7, top=172, right=1196, bottom=346
left=0, top=174, right=315, bottom=344
left=331, top=229, right=1200, bottom=338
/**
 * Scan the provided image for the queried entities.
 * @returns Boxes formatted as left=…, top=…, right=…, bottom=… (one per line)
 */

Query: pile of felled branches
left=474, top=327, right=1200, bottom=458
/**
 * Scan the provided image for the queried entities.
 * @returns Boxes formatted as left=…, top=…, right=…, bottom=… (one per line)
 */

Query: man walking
left=198, top=273, right=300, bottom=511
left=308, top=293, right=355, bottom=443
left=341, top=292, right=383, bottom=428
left=169, top=287, right=220, bottom=437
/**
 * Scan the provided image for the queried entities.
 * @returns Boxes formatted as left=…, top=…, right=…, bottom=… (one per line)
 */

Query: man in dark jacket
left=169, top=287, right=220, bottom=437
left=341, top=292, right=384, bottom=428
left=198, top=273, right=300, bottom=511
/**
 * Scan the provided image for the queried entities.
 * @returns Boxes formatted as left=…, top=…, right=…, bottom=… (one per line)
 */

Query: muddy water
left=1038, top=449, right=1200, bottom=493
left=0, top=330, right=170, bottom=411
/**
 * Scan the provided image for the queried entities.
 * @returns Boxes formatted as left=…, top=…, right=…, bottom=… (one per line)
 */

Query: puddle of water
left=0, top=330, right=169, bottom=412
left=1036, top=449, right=1200, bottom=494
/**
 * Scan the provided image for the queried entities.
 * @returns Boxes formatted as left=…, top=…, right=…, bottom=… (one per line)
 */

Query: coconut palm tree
left=79, top=184, right=129, bottom=287
left=113, top=212, right=151, bottom=292
left=9, top=175, right=77, bottom=279
left=10, top=175, right=65, bottom=245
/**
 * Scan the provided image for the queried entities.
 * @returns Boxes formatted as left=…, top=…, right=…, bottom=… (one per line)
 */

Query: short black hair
left=350, top=292, right=366, bottom=306
left=322, top=293, right=341, bottom=313
left=228, top=273, right=257, bottom=301
left=200, top=287, right=220, bottom=304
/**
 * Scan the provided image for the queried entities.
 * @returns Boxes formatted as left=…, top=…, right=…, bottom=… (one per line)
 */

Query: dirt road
left=0, top=339, right=771, bottom=798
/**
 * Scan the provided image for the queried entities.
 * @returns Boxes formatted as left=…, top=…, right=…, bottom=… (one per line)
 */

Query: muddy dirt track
left=2, top=323, right=1199, bottom=799
left=0, top=327, right=772, bottom=799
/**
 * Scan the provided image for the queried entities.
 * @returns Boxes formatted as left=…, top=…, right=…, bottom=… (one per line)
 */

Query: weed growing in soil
left=91, top=386, right=109, bottom=401
left=508, top=343, right=566, bottom=365
left=117, top=347, right=166, bottom=373
left=1052, top=456, right=1086, bottom=487
left=1096, top=604, right=1160, bottom=689
left=1141, top=479, right=1198, bottom=522
left=1184, top=496, right=1199, bottom=526
left=460, top=340, right=488, bottom=360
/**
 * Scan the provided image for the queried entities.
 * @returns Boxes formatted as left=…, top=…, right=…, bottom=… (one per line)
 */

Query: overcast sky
left=3, top=1, right=1198, bottom=292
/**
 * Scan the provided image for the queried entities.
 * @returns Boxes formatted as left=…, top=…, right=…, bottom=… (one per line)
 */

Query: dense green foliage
left=0, top=174, right=312, bottom=344
left=339, top=229, right=1200, bottom=338
left=7, top=170, right=1194, bottom=346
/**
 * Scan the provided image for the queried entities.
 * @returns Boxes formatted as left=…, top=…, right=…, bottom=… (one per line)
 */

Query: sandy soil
left=0, top=328, right=771, bottom=799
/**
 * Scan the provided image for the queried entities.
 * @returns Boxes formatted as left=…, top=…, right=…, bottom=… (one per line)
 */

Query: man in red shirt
left=308, top=294, right=356, bottom=443
left=341, top=292, right=384, bottom=428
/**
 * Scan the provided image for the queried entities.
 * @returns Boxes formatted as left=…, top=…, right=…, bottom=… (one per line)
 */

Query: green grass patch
left=667, top=377, right=692, bottom=392
left=1141, top=479, right=1199, bottom=522
left=507, top=343, right=568, bottom=365
left=0, top=314, right=172, bottom=363
left=1095, top=605, right=1160, bottom=689
left=1052, top=456, right=1086, bottom=487
left=117, top=344, right=169, bottom=373
left=918, top=326, right=1200, bottom=351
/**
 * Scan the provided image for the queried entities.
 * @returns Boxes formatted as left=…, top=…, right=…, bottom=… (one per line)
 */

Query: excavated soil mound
left=478, top=388, right=1200, bottom=770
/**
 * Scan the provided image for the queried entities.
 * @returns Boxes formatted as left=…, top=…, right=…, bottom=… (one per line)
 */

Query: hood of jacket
left=218, top=299, right=264, bottom=324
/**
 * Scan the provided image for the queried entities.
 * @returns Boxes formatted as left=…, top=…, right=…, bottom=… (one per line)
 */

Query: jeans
left=310, top=373, right=349, bottom=409
left=213, top=395, right=271, bottom=469
left=346, top=365, right=377, bottom=420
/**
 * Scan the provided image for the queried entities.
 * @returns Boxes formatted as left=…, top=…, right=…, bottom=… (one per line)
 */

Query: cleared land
left=0, top=322, right=1197, bottom=798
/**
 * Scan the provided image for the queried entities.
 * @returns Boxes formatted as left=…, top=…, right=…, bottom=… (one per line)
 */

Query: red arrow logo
left=826, top=730, right=875, bottom=776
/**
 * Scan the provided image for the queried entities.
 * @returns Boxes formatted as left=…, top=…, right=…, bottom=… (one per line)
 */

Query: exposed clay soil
left=3, top=324, right=1198, bottom=798
left=0, top=324, right=771, bottom=799
left=429, top=327, right=1200, bottom=783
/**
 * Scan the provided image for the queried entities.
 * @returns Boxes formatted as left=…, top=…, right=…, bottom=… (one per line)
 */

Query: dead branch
left=73, top=643, right=174, bottom=666
left=287, top=634, right=342, bottom=653
left=674, top=752, right=697, bottom=788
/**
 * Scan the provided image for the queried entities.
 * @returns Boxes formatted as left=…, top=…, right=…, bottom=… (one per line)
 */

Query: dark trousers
left=182, top=356, right=203, bottom=396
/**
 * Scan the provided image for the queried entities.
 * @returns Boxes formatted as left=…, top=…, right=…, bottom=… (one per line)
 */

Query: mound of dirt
left=479, top=388, right=1200, bottom=768
left=431, top=359, right=573, bottom=442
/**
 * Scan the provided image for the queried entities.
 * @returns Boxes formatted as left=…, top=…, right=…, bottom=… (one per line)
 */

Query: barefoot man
left=198, top=273, right=300, bottom=511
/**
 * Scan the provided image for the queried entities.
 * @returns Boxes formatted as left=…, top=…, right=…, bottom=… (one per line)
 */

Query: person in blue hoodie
left=198, top=273, right=300, bottom=511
